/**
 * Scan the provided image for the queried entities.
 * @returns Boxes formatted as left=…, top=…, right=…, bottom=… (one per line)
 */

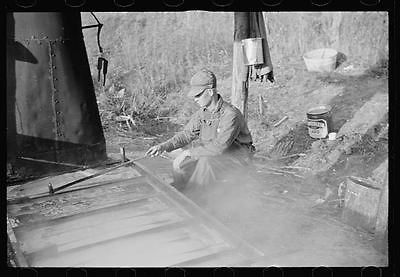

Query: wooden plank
left=7, top=216, right=29, bottom=266
left=21, top=206, right=190, bottom=256
left=375, top=171, right=388, bottom=237
left=7, top=175, right=148, bottom=205
left=7, top=169, right=99, bottom=199
left=8, top=177, right=155, bottom=225
left=371, top=159, right=388, bottom=189
left=7, top=167, right=143, bottom=202
left=373, top=159, right=388, bottom=248
left=134, top=156, right=174, bottom=184
left=50, top=158, right=147, bottom=194
left=132, top=160, right=265, bottom=261
left=12, top=192, right=159, bottom=232
left=25, top=219, right=198, bottom=266
left=8, top=156, right=263, bottom=267
left=170, top=249, right=244, bottom=267
left=14, top=196, right=171, bottom=254
left=27, top=220, right=234, bottom=267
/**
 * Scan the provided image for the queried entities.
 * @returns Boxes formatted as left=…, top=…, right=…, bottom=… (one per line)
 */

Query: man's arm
left=190, top=109, right=242, bottom=158
left=161, top=111, right=201, bottom=152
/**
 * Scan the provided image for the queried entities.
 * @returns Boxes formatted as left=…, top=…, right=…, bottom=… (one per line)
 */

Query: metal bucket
left=342, top=176, right=382, bottom=232
left=303, top=48, right=338, bottom=72
left=242, top=38, right=264, bottom=65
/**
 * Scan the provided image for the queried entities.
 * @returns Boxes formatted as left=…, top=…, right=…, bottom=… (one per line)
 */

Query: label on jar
left=307, top=118, right=328, bottom=139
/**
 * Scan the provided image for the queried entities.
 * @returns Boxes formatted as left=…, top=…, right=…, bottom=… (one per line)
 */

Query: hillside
left=81, top=11, right=388, bottom=181
left=81, top=12, right=388, bottom=94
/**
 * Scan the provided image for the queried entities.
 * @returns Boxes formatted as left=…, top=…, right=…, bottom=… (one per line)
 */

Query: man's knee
left=171, top=158, right=197, bottom=187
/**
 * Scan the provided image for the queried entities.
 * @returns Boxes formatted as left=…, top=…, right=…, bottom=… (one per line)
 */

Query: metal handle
left=50, top=156, right=147, bottom=195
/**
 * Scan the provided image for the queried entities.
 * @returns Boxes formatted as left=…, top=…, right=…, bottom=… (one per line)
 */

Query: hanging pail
left=242, top=38, right=264, bottom=65
left=306, top=105, right=333, bottom=139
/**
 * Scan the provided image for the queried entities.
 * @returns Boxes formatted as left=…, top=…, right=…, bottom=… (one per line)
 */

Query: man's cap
left=187, top=69, right=217, bottom=98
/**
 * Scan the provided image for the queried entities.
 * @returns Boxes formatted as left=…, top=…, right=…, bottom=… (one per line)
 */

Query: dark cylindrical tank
left=7, top=12, right=107, bottom=166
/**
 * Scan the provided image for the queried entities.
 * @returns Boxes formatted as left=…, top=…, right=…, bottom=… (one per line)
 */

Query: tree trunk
left=231, top=12, right=250, bottom=121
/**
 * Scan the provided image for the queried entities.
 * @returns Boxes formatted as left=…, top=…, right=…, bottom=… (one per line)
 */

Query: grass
left=82, top=11, right=388, bottom=181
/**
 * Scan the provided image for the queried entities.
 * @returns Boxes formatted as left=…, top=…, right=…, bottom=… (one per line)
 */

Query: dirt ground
left=101, top=137, right=388, bottom=266
left=7, top=57, right=388, bottom=266
left=100, top=57, right=388, bottom=266
left=105, top=56, right=388, bottom=195
left=195, top=171, right=387, bottom=266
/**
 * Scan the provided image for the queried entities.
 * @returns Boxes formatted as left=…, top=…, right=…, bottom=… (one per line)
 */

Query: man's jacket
left=162, top=94, right=254, bottom=159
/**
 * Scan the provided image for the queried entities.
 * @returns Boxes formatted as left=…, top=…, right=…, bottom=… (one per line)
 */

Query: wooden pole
left=375, top=170, right=388, bottom=240
left=258, top=94, right=264, bottom=117
left=232, top=12, right=250, bottom=121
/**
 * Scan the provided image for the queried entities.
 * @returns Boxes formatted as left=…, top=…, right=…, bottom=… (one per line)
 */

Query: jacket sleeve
left=190, top=110, right=241, bottom=158
left=161, top=111, right=201, bottom=152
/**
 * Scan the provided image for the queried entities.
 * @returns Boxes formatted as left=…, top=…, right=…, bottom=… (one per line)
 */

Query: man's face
left=194, top=88, right=212, bottom=108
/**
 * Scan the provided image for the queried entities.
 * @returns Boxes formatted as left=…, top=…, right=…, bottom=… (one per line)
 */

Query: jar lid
left=307, top=105, right=331, bottom=115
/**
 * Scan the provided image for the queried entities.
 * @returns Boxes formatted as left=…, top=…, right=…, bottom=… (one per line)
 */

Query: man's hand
left=173, top=149, right=191, bottom=172
left=145, top=144, right=165, bottom=157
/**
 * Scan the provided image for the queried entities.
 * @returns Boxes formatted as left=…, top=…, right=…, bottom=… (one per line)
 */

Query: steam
left=184, top=166, right=265, bottom=238
left=19, top=162, right=385, bottom=266
left=182, top=164, right=386, bottom=266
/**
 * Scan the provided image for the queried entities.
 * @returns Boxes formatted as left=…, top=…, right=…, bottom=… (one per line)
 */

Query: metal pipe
left=81, top=23, right=102, bottom=29
left=48, top=182, right=54, bottom=195
left=120, top=146, right=127, bottom=162
left=50, top=156, right=147, bottom=195
left=19, top=156, right=87, bottom=169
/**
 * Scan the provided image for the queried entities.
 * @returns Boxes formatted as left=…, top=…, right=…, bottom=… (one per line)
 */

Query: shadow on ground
left=336, top=51, right=347, bottom=68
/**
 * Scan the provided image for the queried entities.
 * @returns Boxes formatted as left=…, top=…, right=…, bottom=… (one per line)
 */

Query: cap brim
left=187, top=86, right=206, bottom=98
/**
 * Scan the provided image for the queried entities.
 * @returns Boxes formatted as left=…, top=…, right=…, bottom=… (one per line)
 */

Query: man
left=145, top=68, right=255, bottom=192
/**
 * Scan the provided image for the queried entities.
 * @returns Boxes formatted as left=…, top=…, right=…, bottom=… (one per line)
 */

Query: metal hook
left=81, top=12, right=104, bottom=54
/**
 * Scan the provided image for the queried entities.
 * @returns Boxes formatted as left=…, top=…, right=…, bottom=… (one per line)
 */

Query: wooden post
left=371, top=158, right=388, bottom=250
left=258, top=94, right=264, bottom=117
left=375, top=170, right=388, bottom=239
left=232, top=12, right=250, bottom=121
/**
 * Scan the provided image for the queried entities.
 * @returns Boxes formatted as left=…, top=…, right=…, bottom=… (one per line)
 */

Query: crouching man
left=145, top=68, right=255, bottom=192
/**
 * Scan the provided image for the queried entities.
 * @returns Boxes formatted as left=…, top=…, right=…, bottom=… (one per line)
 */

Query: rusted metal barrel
left=7, top=12, right=106, bottom=166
